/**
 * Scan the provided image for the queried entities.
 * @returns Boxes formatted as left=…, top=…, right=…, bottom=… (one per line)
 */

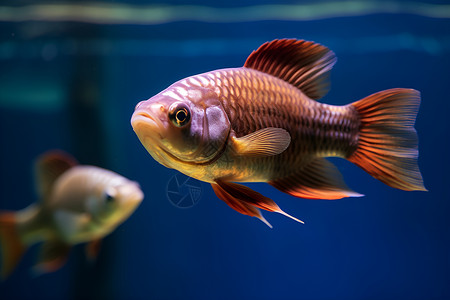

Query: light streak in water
left=0, top=2, right=449, bottom=25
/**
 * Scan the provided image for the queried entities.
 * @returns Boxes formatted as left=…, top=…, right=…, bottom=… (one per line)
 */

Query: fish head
left=131, top=81, right=230, bottom=169
left=86, top=178, right=144, bottom=226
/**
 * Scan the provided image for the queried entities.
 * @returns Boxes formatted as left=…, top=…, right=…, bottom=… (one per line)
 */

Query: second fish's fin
left=0, top=211, right=26, bottom=279
left=269, top=158, right=363, bottom=200
left=231, top=127, right=291, bottom=157
left=35, top=150, right=78, bottom=201
left=85, top=239, right=102, bottom=262
left=33, top=239, right=70, bottom=275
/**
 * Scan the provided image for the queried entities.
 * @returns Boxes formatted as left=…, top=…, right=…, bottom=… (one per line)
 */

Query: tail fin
left=0, top=211, right=26, bottom=279
left=348, top=88, right=426, bottom=191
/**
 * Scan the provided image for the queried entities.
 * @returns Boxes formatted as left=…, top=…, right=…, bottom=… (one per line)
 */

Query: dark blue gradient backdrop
left=0, top=1, right=449, bottom=299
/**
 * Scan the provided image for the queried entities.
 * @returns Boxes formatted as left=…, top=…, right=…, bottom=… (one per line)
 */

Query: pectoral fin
left=231, top=128, right=291, bottom=157
left=33, top=239, right=70, bottom=275
left=269, top=158, right=363, bottom=199
left=85, top=239, right=102, bottom=262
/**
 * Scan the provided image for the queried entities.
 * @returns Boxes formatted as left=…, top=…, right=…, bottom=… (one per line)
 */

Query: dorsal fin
left=244, top=39, right=337, bottom=100
left=35, top=150, right=78, bottom=201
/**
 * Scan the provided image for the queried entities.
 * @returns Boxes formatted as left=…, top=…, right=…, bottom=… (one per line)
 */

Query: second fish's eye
left=169, top=103, right=191, bottom=127
left=104, top=192, right=114, bottom=203
left=103, top=188, right=116, bottom=203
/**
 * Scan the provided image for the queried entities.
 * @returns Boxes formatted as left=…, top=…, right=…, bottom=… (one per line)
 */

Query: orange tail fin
left=0, top=211, right=26, bottom=279
left=348, top=88, right=426, bottom=191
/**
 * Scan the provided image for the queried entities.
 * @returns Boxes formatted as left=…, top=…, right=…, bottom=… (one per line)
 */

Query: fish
left=131, top=38, right=426, bottom=227
left=0, top=150, right=143, bottom=279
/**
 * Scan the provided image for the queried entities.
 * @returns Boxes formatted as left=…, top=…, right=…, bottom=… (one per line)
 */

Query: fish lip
left=131, top=108, right=196, bottom=167
left=131, top=110, right=158, bottom=127
left=128, top=188, right=144, bottom=206
left=117, top=183, right=144, bottom=211
left=131, top=110, right=164, bottom=140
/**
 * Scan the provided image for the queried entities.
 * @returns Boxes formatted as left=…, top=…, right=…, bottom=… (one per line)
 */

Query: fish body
left=131, top=39, right=425, bottom=226
left=0, top=151, right=143, bottom=278
left=140, top=67, right=360, bottom=183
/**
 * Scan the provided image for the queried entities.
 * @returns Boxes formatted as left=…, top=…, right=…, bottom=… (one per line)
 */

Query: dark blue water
left=1, top=1, right=449, bottom=299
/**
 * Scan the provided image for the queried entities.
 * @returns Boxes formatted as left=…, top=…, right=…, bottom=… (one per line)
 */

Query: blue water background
left=1, top=1, right=449, bottom=299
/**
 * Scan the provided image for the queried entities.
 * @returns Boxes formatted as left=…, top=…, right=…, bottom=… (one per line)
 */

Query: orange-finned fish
left=131, top=39, right=426, bottom=227
left=0, top=151, right=143, bottom=279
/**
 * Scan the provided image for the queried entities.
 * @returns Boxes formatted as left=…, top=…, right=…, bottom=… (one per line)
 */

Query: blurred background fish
left=0, top=150, right=143, bottom=279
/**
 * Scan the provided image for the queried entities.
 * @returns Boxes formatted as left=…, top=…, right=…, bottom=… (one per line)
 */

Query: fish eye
left=168, top=103, right=191, bottom=127
left=104, top=190, right=116, bottom=203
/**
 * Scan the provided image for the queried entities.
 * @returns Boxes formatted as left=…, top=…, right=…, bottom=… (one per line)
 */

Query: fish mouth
left=115, top=183, right=143, bottom=216
left=131, top=110, right=164, bottom=140
left=131, top=110, right=174, bottom=168
left=124, top=185, right=144, bottom=207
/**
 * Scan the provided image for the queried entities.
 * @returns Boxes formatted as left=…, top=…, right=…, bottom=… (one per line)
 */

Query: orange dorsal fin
left=244, top=39, right=336, bottom=100
left=35, top=150, right=78, bottom=201
left=0, top=211, right=26, bottom=279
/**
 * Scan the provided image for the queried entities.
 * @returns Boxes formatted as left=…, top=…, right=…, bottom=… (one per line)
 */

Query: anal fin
left=33, top=239, right=71, bottom=275
left=269, top=158, right=363, bottom=200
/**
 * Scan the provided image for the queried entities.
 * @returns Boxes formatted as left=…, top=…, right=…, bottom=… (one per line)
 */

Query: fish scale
left=207, top=68, right=360, bottom=169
